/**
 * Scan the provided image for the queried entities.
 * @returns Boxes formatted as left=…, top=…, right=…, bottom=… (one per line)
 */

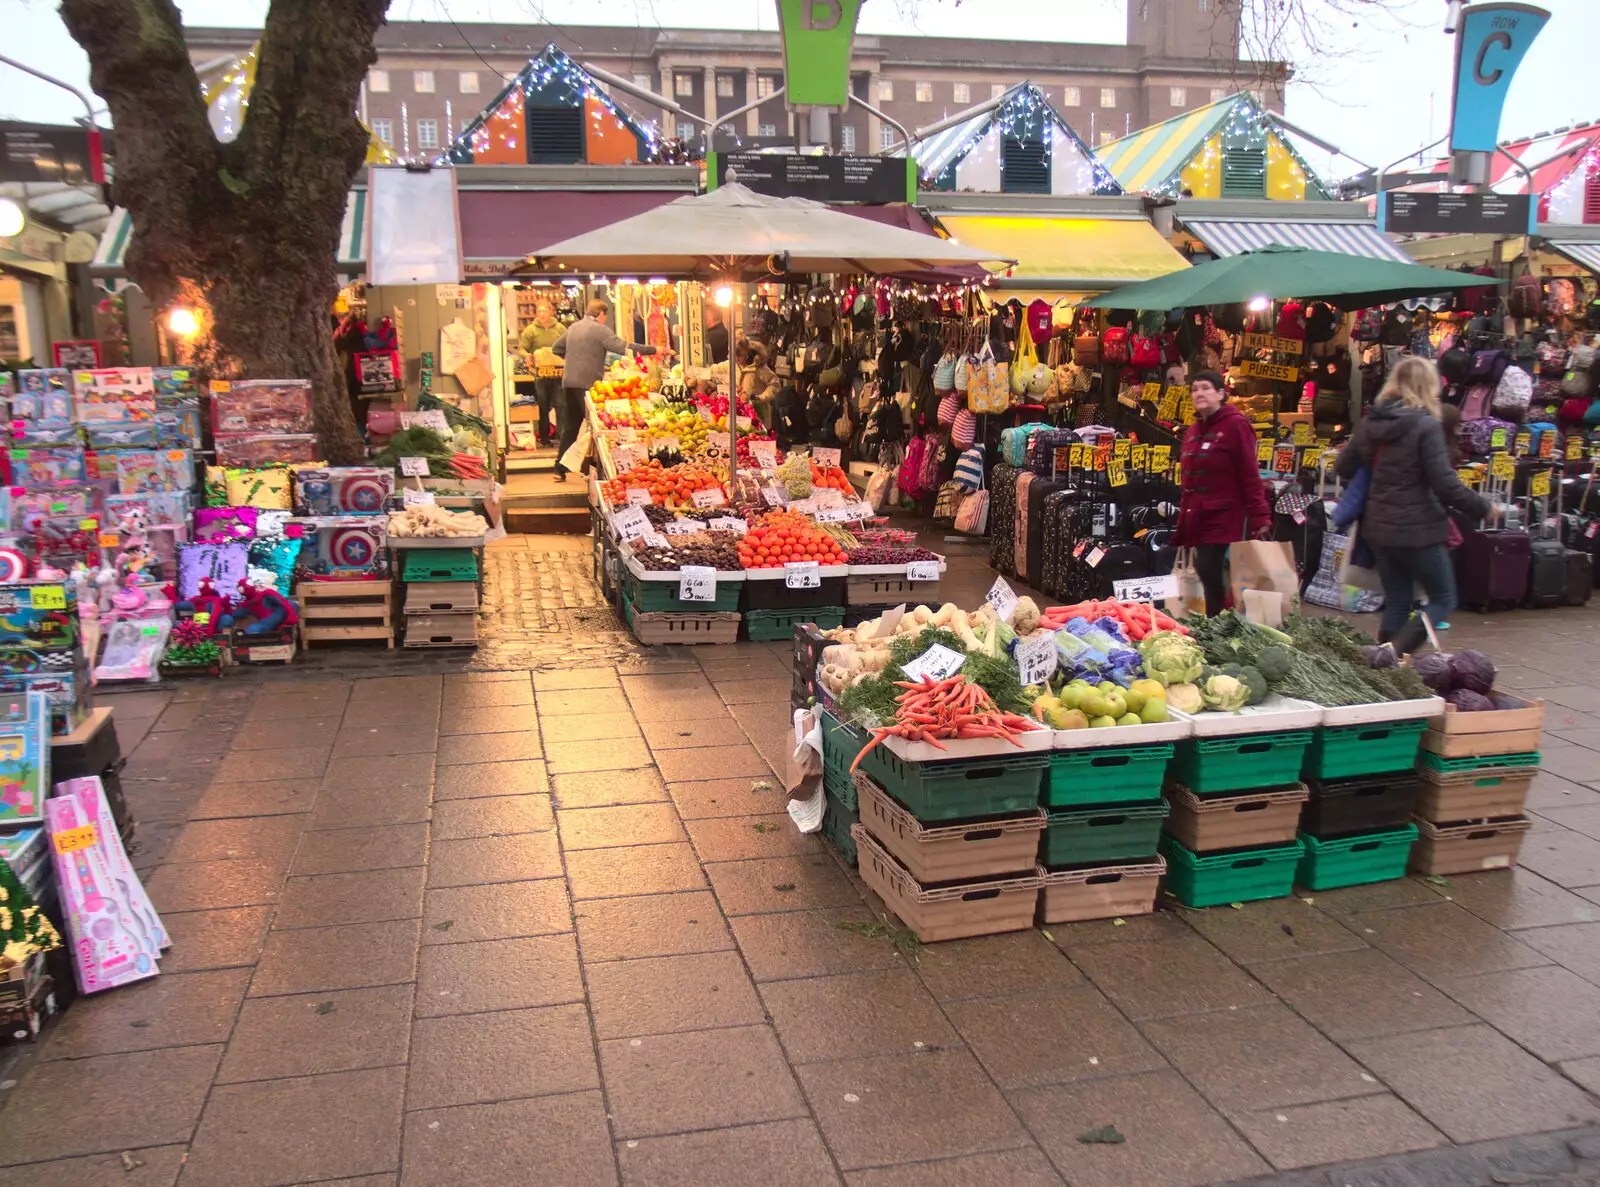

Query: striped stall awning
left=1185, top=219, right=1410, bottom=263
left=1546, top=240, right=1600, bottom=275
left=91, top=189, right=367, bottom=277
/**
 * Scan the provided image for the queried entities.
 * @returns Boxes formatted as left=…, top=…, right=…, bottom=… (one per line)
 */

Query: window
left=1062, top=86, right=1081, bottom=106
left=841, top=125, right=857, bottom=153
left=632, top=73, right=653, bottom=93
left=1210, top=87, right=1228, bottom=103
left=1099, top=130, right=1115, bottom=146
left=991, top=83, right=1007, bottom=99
left=878, top=79, right=893, bottom=101
left=1100, top=87, right=1116, bottom=108
left=757, top=74, right=777, bottom=99
left=675, top=73, right=695, bottom=97
left=915, top=81, right=933, bottom=102
left=952, top=82, right=970, bottom=104
left=459, top=71, right=479, bottom=95
left=879, top=123, right=897, bottom=149
left=1199, top=0, right=1212, bottom=10
left=370, top=117, right=392, bottom=144
left=416, top=119, right=438, bottom=149
left=678, top=122, right=695, bottom=140
left=368, top=69, right=390, bottom=93
left=758, top=123, right=777, bottom=137
left=716, top=74, right=735, bottom=98
left=1170, top=86, right=1187, bottom=106
left=413, top=71, right=435, bottom=94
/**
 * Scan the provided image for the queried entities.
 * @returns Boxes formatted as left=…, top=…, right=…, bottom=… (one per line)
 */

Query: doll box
left=0, top=692, right=53, bottom=826
left=0, top=653, right=91, bottom=736
left=0, top=582, right=79, bottom=652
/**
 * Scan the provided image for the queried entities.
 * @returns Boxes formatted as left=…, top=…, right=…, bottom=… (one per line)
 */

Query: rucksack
left=1468, top=349, right=1510, bottom=386
left=1438, top=346, right=1472, bottom=384
left=1305, top=302, right=1337, bottom=343
left=1491, top=366, right=1533, bottom=419
left=1130, top=335, right=1161, bottom=368
left=1509, top=273, right=1542, bottom=319
left=1275, top=301, right=1307, bottom=340
left=1546, top=278, right=1580, bottom=318
left=1102, top=327, right=1131, bottom=365
left=1378, top=307, right=1413, bottom=345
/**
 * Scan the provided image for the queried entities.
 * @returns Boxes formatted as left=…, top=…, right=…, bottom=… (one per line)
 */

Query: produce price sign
left=761, top=486, right=786, bottom=506
left=811, top=488, right=846, bottom=509
left=906, top=560, right=941, bottom=581
left=663, top=520, right=700, bottom=536
left=625, top=488, right=653, bottom=506
left=709, top=516, right=747, bottom=533
left=612, top=505, right=650, bottom=542
left=1531, top=471, right=1552, bottom=499
left=399, top=456, right=430, bottom=477
left=986, top=576, right=1018, bottom=623
left=691, top=487, right=727, bottom=508
left=784, top=561, right=821, bottom=589
left=678, top=565, right=716, bottom=602
left=656, top=435, right=680, bottom=454
left=612, top=444, right=646, bottom=471
left=402, top=488, right=436, bottom=507
left=812, top=447, right=841, bottom=468
left=399, top=409, right=450, bottom=433
left=901, top=643, right=966, bottom=683
left=1014, top=631, right=1058, bottom=686
left=815, top=503, right=872, bottom=523
left=604, top=399, right=633, bottom=416
left=751, top=441, right=779, bottom=468
left=1113, top=574, right=1180, bottom=603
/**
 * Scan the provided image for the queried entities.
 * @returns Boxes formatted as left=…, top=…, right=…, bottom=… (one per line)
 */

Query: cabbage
left=1448, top=650, right=1496, bottom=696
left=1446, top=688, right=1495, bottom=712
left=1490, top=693, right=1524, bottom=711
left=1413, top=652, right=1454, bottom=692
left=1363, top=644, right=1397, bottom=669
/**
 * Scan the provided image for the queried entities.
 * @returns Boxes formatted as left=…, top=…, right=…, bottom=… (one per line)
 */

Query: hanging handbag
left=1102, top=326, right=1131, bottom=365
left=951, top=407, right=978, bottom=448
left=954, top=470, right=990, bottom=534
left=1011, top=327, right=1039, bottom=396
left=933, top=480, right=963, bottom=523
left=953, top=444, right=985, bottom=489
left=937, top=390, right=961, bottom=426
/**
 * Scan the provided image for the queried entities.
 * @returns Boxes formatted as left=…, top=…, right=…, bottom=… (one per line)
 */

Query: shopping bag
left=1166, top=547, right=1208, bottom=618
left=1304, top=530, right=1384, bottom=613
left=1229, top=539, right=1301, bottom=614
left=560, top=418, right=591, bottom=474
left=954, top=489, right=990, bottom=534
left=1334, top=521, right=1385, bottom=594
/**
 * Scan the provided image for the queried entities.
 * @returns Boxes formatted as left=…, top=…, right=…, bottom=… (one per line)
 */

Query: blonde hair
left=1377, top=355, right=1442, bottom=418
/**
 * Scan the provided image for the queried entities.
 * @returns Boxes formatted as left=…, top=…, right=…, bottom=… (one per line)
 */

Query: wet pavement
left=0, top=532, right=1598, bottom=1186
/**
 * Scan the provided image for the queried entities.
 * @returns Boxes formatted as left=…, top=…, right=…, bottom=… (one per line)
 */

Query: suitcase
left=1013, top=472, right=1035, bottom=580
left=1098, top=541, right=1151, bottom=589
left=1041, top=489, right=1080, bottom=598
left=1526, top=537, right=1566, bottom=608
left=1026, top=478, right=1071, bottom=591
left=988, top=463, right=1019, bottom=576
left=1455, top=529, right=1532, bottom=610
left=1051, top=501, right=1098, bottom=601
left=1564, top=549, right=1593, bottom=605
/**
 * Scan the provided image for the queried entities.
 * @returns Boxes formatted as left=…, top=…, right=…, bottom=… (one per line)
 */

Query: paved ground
left=1, top=533, right=1599, bottom=1186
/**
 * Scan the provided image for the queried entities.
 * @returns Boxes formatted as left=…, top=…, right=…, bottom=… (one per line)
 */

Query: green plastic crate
left=402, top=550, right=479, bottom=582
left=860, top=745, right=1047, bottom=823
left=1042, top=802, right=1169, bottom=867
left=1171, top=730, right=1314, bottom=795
left=821, top=794, right=859, bottom=866
left=1044, top=744, right=1175, bottom=808
left=745, top=607, right=845, bottom=642
left=1303, top=719, right=1427, bottom=781
left=1417, top=750, right=1542, bottom=776
left=821, top=713, right=867, bottom=809
left=1296, top=825, right=1418, bottom=891
left=1158, top=834, right=1301, bottom=908
left=622, top=571, right=741, bottom=612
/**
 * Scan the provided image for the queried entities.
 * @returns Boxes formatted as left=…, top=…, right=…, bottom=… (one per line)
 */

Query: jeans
left=1371, top=543, right=1457, bottom=650
left=555, top=387, right=586, bottom=476
left=533, top=377, right=560, bottom=443
left=1193, top=543, right=1230, bottom=617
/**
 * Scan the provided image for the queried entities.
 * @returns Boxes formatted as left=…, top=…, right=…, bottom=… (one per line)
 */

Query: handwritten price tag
left=612, top=505, right=650, bottom=542
left=28, top=586, right=66, bottom=610
left=1015, top=631, right=1058, bottom=687
left=751, top=441, right=780, bottom=468
left=761, top=486, right=785, bottom=507
left=1114, top=574, right=1180, bottom=603
left=1531, top=471, right=1552, bottom=498
left=1490, top=453, right=1515, bottom=481
left=784, top=561, right=821, bottom=589
left=612, top=443, right=646, bottom=471
left=901, top=643, right=966, bottom=683
left=1113, top=438, right=1131, bottom=461
left=1070, top=442, right=1090, bottom=469
left=1107, top=459, right=1128, bottom=488
left=709, top=516, right=747, bottom=533
left=1131, top=444, right=1149, bottom=470
left=1293, top=422, right=1313, bottom=446
left=626, top=488, right=654, bottom=507
left=1151, top=446, right=1171, bottom=473
left=1141, top=382, right=1162, bottom=402
left=986, top=576, right=1018, bottom=623
left=604, top=399, right=633, bottom=416
left=812, top=447, right=842, bottom=468
left=663, top=520, right=700, bottom=536
left=691, top=487, right=727, bottom=508
left=906, top=560, right=941, bottom=581
left=678, top=565, right=716, bottom=602
left=1257, top=439, right=1273, bottom=463
left=1568, top=439, right=1586, bottom=461
left=399, top=456, right=430, bottom=477
left=402, top=488, right=436, bottom=507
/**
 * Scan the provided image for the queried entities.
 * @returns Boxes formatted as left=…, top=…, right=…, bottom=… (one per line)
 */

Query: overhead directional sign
left=1378, top=190, right=1536, bottom=235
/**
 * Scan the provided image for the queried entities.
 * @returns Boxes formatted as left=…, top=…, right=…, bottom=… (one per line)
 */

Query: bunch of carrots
left=1036, top=598, right=1187, bottom=641
left=849, top=675, right=1037, bottom=772
left=447, top=452, right=488, bottom=481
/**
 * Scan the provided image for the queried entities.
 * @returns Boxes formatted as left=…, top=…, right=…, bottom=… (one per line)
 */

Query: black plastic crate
left=1300, top=772, right=1422, bottom=839
left=742, top=575, right=848, bottom=611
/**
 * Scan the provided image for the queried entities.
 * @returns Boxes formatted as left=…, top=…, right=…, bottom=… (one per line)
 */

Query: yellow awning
left=939, top=215, right=1189, bottom=293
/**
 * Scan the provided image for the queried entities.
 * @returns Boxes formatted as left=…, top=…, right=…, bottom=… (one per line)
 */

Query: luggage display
left=1454, top=529, right=1532, bottom=610
left=989, top=463, right=1019, bottom=575
left=1025, top=477, right=1071, bottom=591
left=1526, top=538, right=1566, bottom=608
left=1013, top=471, right=1034, bottom=580
left=1047, top=498, right=1097, bottom=601
left=1565, top=549, right=1594, bottom=604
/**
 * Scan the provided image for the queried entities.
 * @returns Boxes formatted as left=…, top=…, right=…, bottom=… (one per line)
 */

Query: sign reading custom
left=1449, top=4, right=1551, bottom=154
left=711, top=153, right=913, bottom=204
left=1378, top=191, right=1535, bottom=235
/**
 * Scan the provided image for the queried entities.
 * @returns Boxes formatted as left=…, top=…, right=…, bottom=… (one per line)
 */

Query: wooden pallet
left=297, top=580, right=394, bottom=649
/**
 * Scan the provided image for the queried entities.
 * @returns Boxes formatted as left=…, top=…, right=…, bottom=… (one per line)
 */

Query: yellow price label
left=1107, top=459, right=1128, bottom=488
left=1568, top=440, right=1586, bottom=461
left=193, top=611, right=212, bottom=626
left=1257, top=439, right=1273, bottom=463
left=1302, top=448, right=1323, bottom=469
left=1130, top=444, right=1149, bottom=470
left=1178, top=395, right=1196, bottom=425
left=1092, top=444, right=1111, bottom=471
left=1172, top=462, right=1182, bottom=484
left=1113, top=439, right=1131, bottom=460
left=1292, top=423, right=1313, bottom=446
left=1157, top=390, right=1181, bottom=419
left=210, top=380, right=232, bottom=393
left=1167, top=385, right=1189, bottom=403
left=1070, top=442, right=1089, bottom=469
left=1142, top=382, right=1162, bottom=402
left=28, top=585, right=66, bottom=610
left=1531, top=471, right=1552, bottom=498
left=1514, top=430, right=1533, bottom=456
left=1457, top=467, right=1482, bottom=487
left=1151, top=446, right=1172, bottom=473
left=78, top=518, right=97, bottom=531
left=97, top=533, right=120, bottom=549
left=52, top=823, right=98, bottom=854
left=1490, top=453, right=1515, bottom=481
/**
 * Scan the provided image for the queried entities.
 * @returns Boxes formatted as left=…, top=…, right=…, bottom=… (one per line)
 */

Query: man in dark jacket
left=1336, top=357, right=1491, bottom=651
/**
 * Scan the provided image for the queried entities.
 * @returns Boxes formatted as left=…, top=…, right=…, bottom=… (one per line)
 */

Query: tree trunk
left=60, top=0, right=390, bottom=464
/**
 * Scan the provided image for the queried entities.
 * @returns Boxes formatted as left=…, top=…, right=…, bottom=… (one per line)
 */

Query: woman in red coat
left=1172, top=371, right=1272, bottom=615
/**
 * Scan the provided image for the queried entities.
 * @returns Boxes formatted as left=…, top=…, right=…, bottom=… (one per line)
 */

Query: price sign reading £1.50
left=678, top=565, right=716, bottom=602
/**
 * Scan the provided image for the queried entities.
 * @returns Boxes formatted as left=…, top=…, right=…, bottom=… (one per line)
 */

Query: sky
left=7, top=0, right=1600, bottom=178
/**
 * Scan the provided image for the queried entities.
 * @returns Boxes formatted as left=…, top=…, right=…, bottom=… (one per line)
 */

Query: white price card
left=784, top=561, right=822, bottom=589
left=612, top=505, right=650, bottom=542
left=612, top=444, right=646, bottom=471
left=751, top=440, right=780, bottom=468
left=678, top=565, right=716, bottom=602
left=604, top=399, right=633, bottom=416
left=625, top=488, right=653, bottom=507
left=906, top=560, right=941, bottom=581
left=811, top=488, right=846, bottom=509
left=709, top=516, right=747, bottom=533
left=691, top=487, right=727, bottom=508
left=1015, top=631, right=1059, bottom=687
left=656, top=435, right=680, bottom=453
left=761, top=486, right=786, bottom=507
left=643, top=531, right=670, bottom=549
left=1112, top=574, right=1180, bottom=603
left=812, top=447, right=842, bottom=468
left=399, top=456, right=430, bottom=477
left=400, top=409, right=451, bottom=433
left=402, top=488, right=436, bottom=507
left=618, top=427, right=639, bottom=444
left=1085, top=546, right=1106, bottom=569
left=787, top=497, right=817, bottom=515
left=901, top=643, right=967, bottom=683
left=813, top=505, right=862, bottom=523
left=986, top=576, right=1019, bottom=623
left=663, top=519, right=700, bottom=536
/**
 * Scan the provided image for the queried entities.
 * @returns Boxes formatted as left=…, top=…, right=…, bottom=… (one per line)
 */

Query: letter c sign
left=1474, top=29, right=1512, bottom=84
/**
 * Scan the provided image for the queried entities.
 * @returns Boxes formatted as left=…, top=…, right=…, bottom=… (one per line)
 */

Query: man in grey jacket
left=551, top=299, right=662, bottom=479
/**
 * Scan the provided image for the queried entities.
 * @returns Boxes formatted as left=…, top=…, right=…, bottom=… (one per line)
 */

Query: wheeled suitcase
left=1564, top=549, right=1593, bottom=605
left=988, top=463, right=1019, bottom=575
left=1454, top=529, right=1533, bottom=610
left=1041, top=489, right=1082, bottom=598
left=1051, top=501, right=1098, bottom=601
left=1013, top=472, right=1035, bottom=581
left=1026, top=478, right=1072, bottom=591
left=1526, top=538, right=1566, bottom=608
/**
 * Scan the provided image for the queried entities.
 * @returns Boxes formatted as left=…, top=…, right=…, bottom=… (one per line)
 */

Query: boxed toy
left=0, top=691, right=53, bottom=825
left=294, top=467, right=395, bottom=516
left=209, top=379, right=313, bottom=435
left=214, top=434, right=318, bottom=468
left=71, top=368, right=156, bottom=424
left=289, top=516, right=389, bottom=579
left=0, top=582, right=78, bottom=652
left=8, top=447, right=85, bottom=486
left=0, top=648, right=91, bottom=735
left=12, top=370, right=73, bottom=425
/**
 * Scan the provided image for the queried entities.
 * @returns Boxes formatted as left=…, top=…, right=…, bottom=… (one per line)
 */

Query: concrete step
left=505, top=505, right=591, bottom=534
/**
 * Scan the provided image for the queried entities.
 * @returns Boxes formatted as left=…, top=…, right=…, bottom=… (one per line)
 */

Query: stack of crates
left=848, top=736, right=1048, bottom=942
left=1296, top=712, right=1429, bottom=890
left=742, top=567, right=847, bottom=642
left=1411, top=692, right=1543, bottom=875
left=399, top=544, right=481, bottom=648
left=620, top=558, right=743, bottom=646
left=1160, top=721, right=1313, bottom=907
left=819, top=711, right=864, bottom=865
left=1039, top=736, right=1174, bottom=924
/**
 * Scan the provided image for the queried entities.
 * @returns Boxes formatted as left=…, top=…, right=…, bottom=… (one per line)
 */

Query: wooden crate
left=297, top=580, right=394, bottom=649
left=845, top=575, right=941, bottom=606
left=404, top=581, right=479, bottom=615
left=403, top=612, right=478, bottom=649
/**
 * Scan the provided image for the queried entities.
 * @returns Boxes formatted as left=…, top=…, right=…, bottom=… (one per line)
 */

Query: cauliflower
left=1137, top=631, right=1205, bottom=687
left=1201, top=673, right=1249, bottom=713
left=1166, top=682, right=1204, bottom=714
left=1012, top=596, right=1041, bottom=634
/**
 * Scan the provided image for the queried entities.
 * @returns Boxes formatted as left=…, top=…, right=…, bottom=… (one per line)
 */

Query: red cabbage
left=1445, top=688, right=1494, bottom=712
left=1448, top=650, right=1496, bottom=697
left=1413, top=652, right=1454, bottom=692
left=1363, top=644, right=1398, bottom=669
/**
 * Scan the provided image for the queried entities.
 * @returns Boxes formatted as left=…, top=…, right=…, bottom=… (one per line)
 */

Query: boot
left=1392, top=614, right=1430, bottom=656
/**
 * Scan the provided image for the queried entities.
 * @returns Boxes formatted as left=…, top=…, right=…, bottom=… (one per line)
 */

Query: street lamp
left=0, top=198, right=24, bottom=239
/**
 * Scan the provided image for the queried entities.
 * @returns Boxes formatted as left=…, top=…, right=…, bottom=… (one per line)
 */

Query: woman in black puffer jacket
left=1336, top=357, right=1492, bottom=652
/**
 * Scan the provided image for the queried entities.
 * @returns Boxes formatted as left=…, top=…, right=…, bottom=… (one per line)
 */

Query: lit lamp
left=1247, top=295, right=1272, bottom=312
left=0, top=198, right=24, bottom=239
left=166, top=307, right=201, bottom=337
left=712, top=284, right=735, bottom=308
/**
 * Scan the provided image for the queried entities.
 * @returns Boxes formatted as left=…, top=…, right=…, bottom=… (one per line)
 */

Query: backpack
left=1438, top=346, right=1472, bottom=384
left=896, top=435, right=931, bottom=499
left=1509, top=273, right=1542, bottom=319
left=1468, top=349, right=1510, bottom=386
left=1379, top=307, right=1413, bottom=345
left=1102, top=327, right=1131, bottom=365
left=1547, top=278, right=1581, bottom=318
left=1491, top=366, right=1533, bottom=419
left=1275, top=301, right=1307, bottom=340
left=1460, top=383, right=1495, bottom=421
left=1461, top=417, right=1516, bottom=456
left=1304, top=302, right=1338, bottom=343
left=1537, top=341, right=1569, bottom=376
left=1130, top=334, right=1161, bottom=368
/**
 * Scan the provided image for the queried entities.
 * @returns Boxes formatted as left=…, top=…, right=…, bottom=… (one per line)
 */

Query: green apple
left=1048, top=706, right=1089, bottom=730
left=1121, top=686, right=1146, bottom=714
left=1078, top=692, right=1108, bottom=719
left=1089, top=715, right=1118, bottom=729
left=1032, top=695, right=1059, bottom=721
left=1096, top=681, right=1119, bottom=696
left=1101, top=690, right=1128, bottom=718
left=1140, top=699, right=1171, bottom=724
left=1057, top=684, right=1085, bottom=710
left=1116, top=712, right=1143, bottom=727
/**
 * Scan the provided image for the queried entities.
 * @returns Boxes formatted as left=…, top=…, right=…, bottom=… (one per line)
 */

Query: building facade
left=184, top=2, right=1282, bottom=160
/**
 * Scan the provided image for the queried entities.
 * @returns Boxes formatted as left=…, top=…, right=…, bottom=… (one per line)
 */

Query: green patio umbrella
left=1082, top=243, right=1502, bottom=310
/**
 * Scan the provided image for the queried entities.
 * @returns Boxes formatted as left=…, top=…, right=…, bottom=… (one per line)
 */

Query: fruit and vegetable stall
left=794, top=591, right=1541, bottom=942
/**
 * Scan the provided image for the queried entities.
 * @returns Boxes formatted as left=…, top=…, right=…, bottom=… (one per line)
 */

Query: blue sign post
left=1449, top=3, right=1550, bottom=154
